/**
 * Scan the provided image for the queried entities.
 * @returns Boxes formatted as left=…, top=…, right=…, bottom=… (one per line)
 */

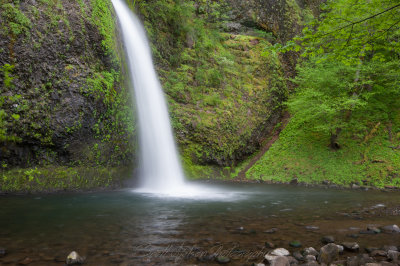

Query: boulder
left=318, top=243, right=339, bottom=265
left=388, top=250, right=400, bottom=262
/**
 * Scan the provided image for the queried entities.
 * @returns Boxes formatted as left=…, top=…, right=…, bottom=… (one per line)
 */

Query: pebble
left=305, top=226, right=319, bottom=230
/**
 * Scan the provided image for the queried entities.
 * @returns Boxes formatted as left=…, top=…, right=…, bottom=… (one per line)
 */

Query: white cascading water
left=112, top=0, right=247, bottom=199
left=111, top=0, right=185, bottom=193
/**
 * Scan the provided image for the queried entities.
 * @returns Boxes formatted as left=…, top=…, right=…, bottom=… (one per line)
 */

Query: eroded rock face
left=225, top=0, right=324, bottom=42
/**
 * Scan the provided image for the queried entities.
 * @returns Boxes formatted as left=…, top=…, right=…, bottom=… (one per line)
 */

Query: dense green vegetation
left=248, top=0, right=400, bottom=188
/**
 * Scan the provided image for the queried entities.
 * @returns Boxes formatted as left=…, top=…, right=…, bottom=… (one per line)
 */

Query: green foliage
left=0, top=64, right=15, bottom=88
left=252, top=0, right=400, bottom=188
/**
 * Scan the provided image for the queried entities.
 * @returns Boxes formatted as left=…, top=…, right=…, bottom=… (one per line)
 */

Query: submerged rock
left=365, top=247, right=379, bottom=254
left=66, top=251, right=85, bottom=265
left=18, top=257, right=33, bottom=265
left=321, top=236, right=335, bottom=244
left=367, top=226, right=381, bottom=234
left=265, top=241, right=276, bottom=248
left=305, top=226, right=319, bottom=231
left=371, top=250, right=387, bottom=257
left=264, top=228, right=278, bottom=234
left=289, top=241, right=302, bottom=248
left=216, top=256, right=230, bottom=264
left=318, top=243, right=339, bottom=265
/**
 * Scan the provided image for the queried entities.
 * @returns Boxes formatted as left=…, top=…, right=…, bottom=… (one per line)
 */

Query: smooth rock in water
left=305, top=255, right=316, bottom=262
left=367, top=226, right=381, bottom=234
left=321, top=236, right=335, bottom=244
left=365, top=247, right=379, bottom=254
left=0, top=247, right=6, bottom=257
left=359, top=254, right=375, bottom=265
left=388, top=250, right=400, bottom=262
left=197, top=253, right=216, bottom=262
left=303, top=247, right=319, bottom=257
left=292, top=251, right=304, bottom=261
left=289, top=241, right=302, bottom=248
left=305, top=226, right=319, bottom=230
left=342, top=242, right=360, bottom=252
left=287, top=256, right=298, bottom=265
left=347, top=256, right=359, bottom=266
left=381, top=224, right=400, bottom=233
left=216, top=256, right=230, bottom=264
left=383, top=245, right=398, bottom=252
left=318, top=243, right=339, bottom=265
left=265, top=228, right=278, bottom=234
left=270, top=256, right=290, bottom=266
left=371, top=250, right=387, bottom=257
left=271, top=248, right=290, bottom=256
left=66, top=251, right=85, bottom=265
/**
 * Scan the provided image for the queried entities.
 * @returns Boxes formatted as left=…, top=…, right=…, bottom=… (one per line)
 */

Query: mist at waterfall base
left=112, top=0, right=239, bottom=200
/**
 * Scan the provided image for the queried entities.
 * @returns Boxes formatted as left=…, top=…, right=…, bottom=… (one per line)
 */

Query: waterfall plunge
left=111, top=0, right=185, bottom=193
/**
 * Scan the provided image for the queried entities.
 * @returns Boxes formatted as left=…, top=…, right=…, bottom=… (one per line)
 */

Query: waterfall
left=111, top=0, right=185, bottom=192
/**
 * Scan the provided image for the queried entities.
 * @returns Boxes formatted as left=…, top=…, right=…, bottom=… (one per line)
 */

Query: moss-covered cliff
left=0, top=0, right=135, bottom=191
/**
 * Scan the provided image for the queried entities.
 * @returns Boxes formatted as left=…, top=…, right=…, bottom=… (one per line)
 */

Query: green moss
left=0, top=166, right=130, bottom=192
left=1, top=3, right=32, bottom=36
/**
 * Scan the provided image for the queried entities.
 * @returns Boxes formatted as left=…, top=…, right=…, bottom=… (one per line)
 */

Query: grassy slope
left=247, top=111, right=400, bottom=188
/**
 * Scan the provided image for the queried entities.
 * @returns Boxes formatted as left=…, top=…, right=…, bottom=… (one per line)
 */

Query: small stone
left=216, top=256, right=230, bottom=264
left=289, top=241, right=302, bottom=248
left=365, top=264, right=381, bottom=266
left=371, top=250, right=387, bottom=257
left=292, top=251, right=304, bottom=261
left=321, top=236, right=335, bottom=244
left=388, top=250, right=400, bottom=261
left=305, top=255, right=316, bottom=262
left=347, top=233, right=359, bottom=238
left=381, top=225, right=400, bottom=233
left=265, top=228, right=278, bottom=234
left=342, top=242, right=359, bottom=252
left=271, top=248, right=290, bottom=256
left=359, top=254, right=374, bottom=264
left=303, top=247, right=319, bottom=257
left=367, top=226, right=381, bottom=234
left=197, top=253, right=216, bottom=262
left=66, top=251, right=85, bottom=265
left=265, top=242, right=276, bottom=248
left=318, top=243, right=339, bottom=265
